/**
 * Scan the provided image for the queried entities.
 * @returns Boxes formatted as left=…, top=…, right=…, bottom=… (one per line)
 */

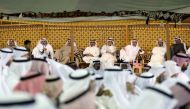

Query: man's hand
left=43, top=48, right=47, bottom=51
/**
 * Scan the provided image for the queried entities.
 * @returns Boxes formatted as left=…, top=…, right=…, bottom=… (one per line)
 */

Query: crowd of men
left=0, top=36, right=190, bottom=109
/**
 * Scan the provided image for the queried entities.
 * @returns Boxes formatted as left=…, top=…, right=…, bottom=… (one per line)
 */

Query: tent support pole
left=165, top=22, right=171, bottom=60
left=70, top=29, right=75, bottom=62
left=42, top=24, right=46, bottom=37
left=126, top=25, right=129, bottom=45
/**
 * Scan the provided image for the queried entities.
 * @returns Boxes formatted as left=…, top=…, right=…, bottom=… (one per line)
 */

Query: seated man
left=100, top=38, right=117, bottom=69
left=120, top=38, right=144, bottom=62
left=83, top=40, right=100, bottom=63
left=171, top=36, right=189, bottom=67
left=148, top=38, right=166, bottom=68
left=54, top=38, right=77, bottom=64
left=32, top=37, right=54, bottom=59
left=171, top=36, right=187, bottom=56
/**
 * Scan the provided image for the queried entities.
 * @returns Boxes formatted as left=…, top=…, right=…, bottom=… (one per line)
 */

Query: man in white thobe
left=120, top=39, right=144, bottom=62
left=59, top=69, right=95, bottom=109
left=164, top=60, right=189, bottom=82
left=148, top=38, right=166, bottom=67
left=7, top=39, right=17, bottom=50
left=32, top=37, right=54, bottom=59
left=0, top=48, right=13, bottom=94
left=0, top=92, right=56, bottom=109
left=100, top=38, right=117, bottom=69
left=83, top=40, right=100, bottom=63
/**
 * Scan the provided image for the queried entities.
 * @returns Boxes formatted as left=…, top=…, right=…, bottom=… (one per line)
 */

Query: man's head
left=175, top=37, right=182, bottom=44
left=157, top=39, right=164, bottom=47
left=90, top=40, right=96, bottom=47
left=40, top=38, right=48, bottom=46
left=93, top=61, right=101, bottom=70
left=131, top=39, right=138, bottom=47
left=107, top=38, right=114, bottom=46
left=7, top=39, right=16, bottom=48
left=66, top=39, right=71, bottom=46
left=24, top=40, right=31, bottom=49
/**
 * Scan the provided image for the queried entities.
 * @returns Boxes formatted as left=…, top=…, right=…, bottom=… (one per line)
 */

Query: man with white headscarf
left=164, top=60, right=189, bottom=82
left=0, top=48, right=13, bottom=72
left=100, top=38, right=117, bottom=69
left=54, top=38, right=77, bottom=64
left=7, top=39, right=17, bottom=50
left=86, top=60, right=102, bottom=76
left=32, top=37, right=54, bottom=59
left=6, top=47, right=32, bottom=92
left=47, top=58, right=75, bottom=82
left=0, top=48, right=13, bottom=94
left=43, top=75, right=63, bottom=106
left=12, top=56, right=51, bottom=95
left=148, top=66, right=166, bottom=83
left=170, top=81, right=190, bottom=109
left=105, top=68, right=130, bottom=104
left=97, top=66, right=141, bottom=109
left=14, top=72, right=45, bottom=96
left=0, top=92, right=56, bottom=109
left=7, top=57, right=50, bottom=93
left=8, top=46, right=31, bottom=77
left=120, top=39, right=144, bottom=62
left=171, top=37, right=190, bottom=67
left=135, top=71, right=156, bottom=89
left=129, top=85, right=177, bottom=109
left=59, top=69, right=95, bottom=109
left=162, top=79, right=190, bottom=109
left=83, top=40, right=100, bottom=63
left=148, top=38, right=166, bottom=67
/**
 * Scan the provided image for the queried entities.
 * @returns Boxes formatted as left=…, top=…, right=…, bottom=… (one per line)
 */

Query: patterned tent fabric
left=0, top=0, right=190, bottom=13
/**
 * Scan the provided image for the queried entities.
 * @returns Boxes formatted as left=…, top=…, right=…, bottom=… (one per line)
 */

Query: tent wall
left=0, top=20, right=190, bottom=52
left=128, top=24, right=190, bottom=52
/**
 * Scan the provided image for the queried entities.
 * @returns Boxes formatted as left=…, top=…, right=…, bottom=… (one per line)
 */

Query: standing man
left=120, top=38, right=144, bottom=62
left=83, top=40, right=100, bottom=63
left=32, top=37, right=54, bottom=59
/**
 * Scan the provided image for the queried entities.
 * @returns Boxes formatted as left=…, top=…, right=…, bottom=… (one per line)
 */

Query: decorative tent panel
left=128, top=24, right=190, bottom=52
left=0, top=20, right=190, bottom=52
left=0, top=0, right=190, bottom=13
left=0, top=0, right=190, bottom=23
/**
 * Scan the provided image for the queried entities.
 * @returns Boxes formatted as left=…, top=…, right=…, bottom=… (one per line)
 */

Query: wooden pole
left=126, top=25, right=129, bottom=45
left=70, top=29, right=74, bottom=61
left=42, top=24, right=46, bottom=37
left=165, top=22, right=171, bottom=60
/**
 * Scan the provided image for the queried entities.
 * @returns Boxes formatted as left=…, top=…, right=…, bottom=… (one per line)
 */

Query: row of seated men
left=1, top=42, right=190, bottom=109
left=5, top=36, right=190, bottom=70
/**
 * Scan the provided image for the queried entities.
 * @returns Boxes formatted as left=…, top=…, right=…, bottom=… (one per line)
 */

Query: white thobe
left=83, top=46, right=100, bottom=63
left=100, top=45, right=116, bottom=69
left=148, top=47, right=166, bottom=67
left=32, top=44, right=54, bottom=59
left=120, top=45, right=141, bottom=62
